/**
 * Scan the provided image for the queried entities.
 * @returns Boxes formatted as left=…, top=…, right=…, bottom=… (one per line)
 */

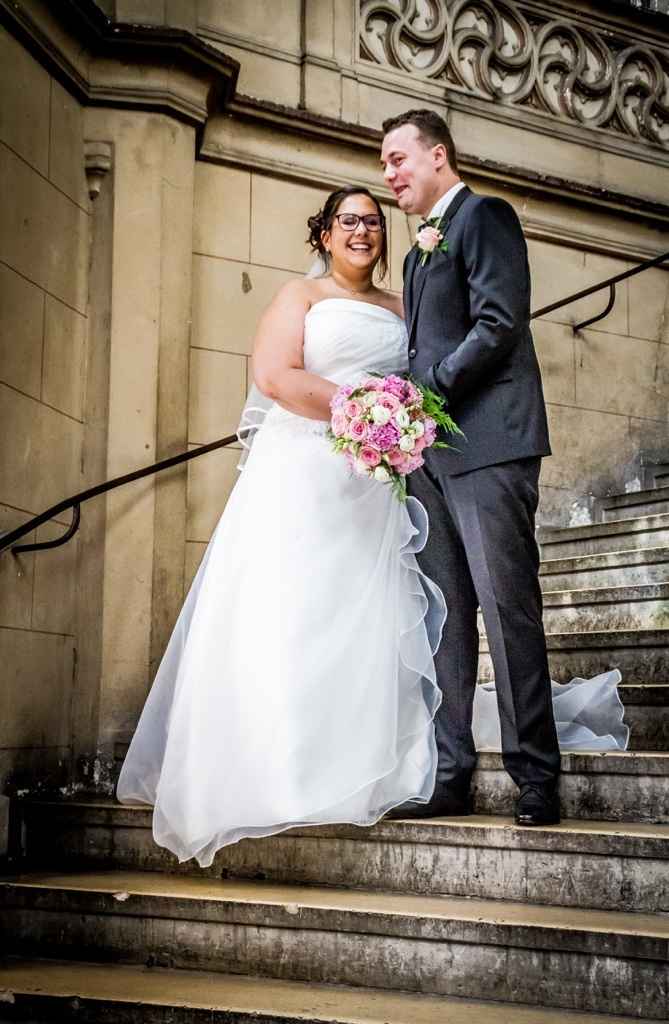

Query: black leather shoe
left=514, top=783, right=561, bottom=826
left=385, top=783, right=472, bottom=820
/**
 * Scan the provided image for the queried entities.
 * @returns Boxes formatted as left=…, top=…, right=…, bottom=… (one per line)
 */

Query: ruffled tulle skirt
left=116, top=409, right=446, bottom=866
left=473, top=670, right=628, bottom=752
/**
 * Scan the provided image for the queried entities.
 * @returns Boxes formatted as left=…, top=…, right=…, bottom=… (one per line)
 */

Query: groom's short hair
left=382, top=109, right=458, bottom=174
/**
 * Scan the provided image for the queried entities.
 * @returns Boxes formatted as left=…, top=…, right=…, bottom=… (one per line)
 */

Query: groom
left=381, top=109, right=561, bottom=826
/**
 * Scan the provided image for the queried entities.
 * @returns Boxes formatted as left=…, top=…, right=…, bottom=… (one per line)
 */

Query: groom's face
left=381, top=124, right=444, bottom=217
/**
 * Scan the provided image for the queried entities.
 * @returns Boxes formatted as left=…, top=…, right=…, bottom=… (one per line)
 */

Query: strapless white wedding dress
left=117, top=298, right=627, bottom=867
left=117, top=299, right=446, bottom=866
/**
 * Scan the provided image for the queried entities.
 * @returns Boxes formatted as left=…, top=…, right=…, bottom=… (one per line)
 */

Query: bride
left=117, top=186, right=447, bottom=866
left=117, top=186, right=627, bottom=867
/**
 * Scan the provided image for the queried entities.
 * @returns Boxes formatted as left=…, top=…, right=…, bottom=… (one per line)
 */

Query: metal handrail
left=1, top=435, right=238, bottom=555
left=530, top=249, right=669, bottom=329
left=2, top=248, right=667, bottom=557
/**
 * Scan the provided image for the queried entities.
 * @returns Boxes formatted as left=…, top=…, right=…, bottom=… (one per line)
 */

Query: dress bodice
left=242, top=298, right=409, bottom=445
left=302, top=298, right=409, bottom=383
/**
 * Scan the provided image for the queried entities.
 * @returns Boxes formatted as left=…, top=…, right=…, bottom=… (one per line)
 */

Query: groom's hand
left=425, top=198, right=529, bottom=403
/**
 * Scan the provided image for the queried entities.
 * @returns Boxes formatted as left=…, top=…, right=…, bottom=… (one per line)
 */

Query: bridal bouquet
left=328, top=374, right=462, bottom=501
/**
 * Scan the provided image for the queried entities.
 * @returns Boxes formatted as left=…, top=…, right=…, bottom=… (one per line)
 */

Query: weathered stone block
left=186, top=444, right=242, bottom=542
left=542, top=405, right=634, bottom=493
left=198, top=0, right=302, bottom=52
left=49, top=79, right=88, bottom=209
left=193, top=163, right=251, bottom=262
left=575, top=330, right=667, bottom=422
left=192, top=255, right=293, bottom=357
left=0, top=627, right=74, bottom=749
left=0, top=384, right=82, bottom=514
left=0, top=146, right=89, bottom=312
left=0, top=26, right=50, bottom=176
left=42, top=296, right=87, bottom=420
left=184, top=540, right=207, bottom=592
left=188, top=348, right=247, bottom=445
left=31, top=522, right=79, bottom=637
left=628, top=266, right=669, bottom=344
left=532, top=320, right=577, bottom=405
left=0, top=263, right=44, bottom=399
left=250, top=175, right=328, bottom=275
left=0, top=506, right=34, bottom=630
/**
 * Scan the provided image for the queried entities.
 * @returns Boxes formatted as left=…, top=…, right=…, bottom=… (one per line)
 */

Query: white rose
left=364, top=392, right=378, bottom=407
left=371, top=405, right=392, bottom=425
left=410, top=419, right=425, bottom=437
left=394, top=408, right=410, bottom=428
left=374, top=466, right=391, bottom=483
left=399, top=434, right=415, bottom=452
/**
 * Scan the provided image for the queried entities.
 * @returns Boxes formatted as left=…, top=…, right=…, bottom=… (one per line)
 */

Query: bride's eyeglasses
left=334, top=213, right=384, bottom=232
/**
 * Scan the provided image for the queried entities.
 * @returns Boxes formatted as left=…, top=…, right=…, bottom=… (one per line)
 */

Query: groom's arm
left=423, top=197, right=530, bottom=403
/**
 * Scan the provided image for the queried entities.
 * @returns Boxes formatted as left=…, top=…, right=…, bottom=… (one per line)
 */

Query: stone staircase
left=1, top=481, right=668, bottom=1022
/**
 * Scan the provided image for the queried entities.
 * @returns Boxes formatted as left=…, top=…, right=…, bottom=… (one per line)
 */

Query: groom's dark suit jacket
left=404, top=185, right=551, bottom=476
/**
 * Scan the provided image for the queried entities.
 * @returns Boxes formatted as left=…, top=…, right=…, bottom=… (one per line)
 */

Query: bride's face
left=322, top=194, right=384, bottom=277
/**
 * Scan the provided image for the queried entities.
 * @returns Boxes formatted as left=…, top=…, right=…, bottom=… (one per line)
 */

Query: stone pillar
left=81, top=107, right=195, bottom=757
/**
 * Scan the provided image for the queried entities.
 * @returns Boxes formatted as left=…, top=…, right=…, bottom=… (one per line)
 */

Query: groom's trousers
left=408, top=455, right=561, bottom=793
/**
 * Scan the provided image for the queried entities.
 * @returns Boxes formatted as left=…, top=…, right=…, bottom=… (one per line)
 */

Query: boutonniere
left=415, top=218, right=449, bottom=266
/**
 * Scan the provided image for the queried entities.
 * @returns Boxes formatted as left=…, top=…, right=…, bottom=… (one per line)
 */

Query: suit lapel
left=406, top=186, right=472, bottom=346
left=403, top=246, right=419, bottom=327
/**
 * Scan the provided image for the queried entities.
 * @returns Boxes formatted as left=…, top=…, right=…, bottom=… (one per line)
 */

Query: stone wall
left=0, top=24, right=90, bottom=790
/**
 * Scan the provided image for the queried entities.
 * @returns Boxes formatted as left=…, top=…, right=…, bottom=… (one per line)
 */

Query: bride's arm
left=252, top=280, right=337, bottom=421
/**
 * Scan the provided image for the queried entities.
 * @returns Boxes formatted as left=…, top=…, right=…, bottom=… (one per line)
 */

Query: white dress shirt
left=426, top=180, right=466, bottom=222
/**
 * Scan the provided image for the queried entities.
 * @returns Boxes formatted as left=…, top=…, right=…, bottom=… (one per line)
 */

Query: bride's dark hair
left=307, top=186, right=388, bottom=280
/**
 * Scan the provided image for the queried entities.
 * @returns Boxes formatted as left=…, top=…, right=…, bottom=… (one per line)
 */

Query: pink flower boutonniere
left=415, top=219, right=449, bottom=266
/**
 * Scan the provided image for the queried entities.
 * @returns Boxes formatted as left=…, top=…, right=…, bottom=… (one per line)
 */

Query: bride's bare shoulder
left=375, top=288, right=405, bottom=321
left=274, top=278, right=330, bottom=306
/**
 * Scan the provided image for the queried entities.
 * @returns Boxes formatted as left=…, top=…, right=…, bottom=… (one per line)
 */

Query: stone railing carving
left=359, top=0, right=669, bottom=149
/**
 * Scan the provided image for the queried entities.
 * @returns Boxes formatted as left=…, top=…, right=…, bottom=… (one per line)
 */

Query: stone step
left=479, top=628, right=669, bottom=684
left=619, top=684, right=669, bottom=751
left=641, top=463, right=669, bottom=491
left=477, top=583, right=669, bottom=633
left=540, top=583, right=669, bottom=632
left=539, top=546, right=669, bottom=592
left=476, top=750, right=669, bottom=822
left=15, top=800, right=669, bottom=914
left=595, top=486, right=669, bottom=523
left=539, top=514, right=669, bottom=559
left=0, top=959, right=657, bottom=1024
left=1, top=872, right=667, bottom=1019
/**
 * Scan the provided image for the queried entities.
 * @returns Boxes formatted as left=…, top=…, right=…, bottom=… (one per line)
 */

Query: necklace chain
left=331, top=271, right=373, bottom=296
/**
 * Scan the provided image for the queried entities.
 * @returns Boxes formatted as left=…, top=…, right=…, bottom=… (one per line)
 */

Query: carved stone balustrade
left=359, top=0, right=669, bottom=150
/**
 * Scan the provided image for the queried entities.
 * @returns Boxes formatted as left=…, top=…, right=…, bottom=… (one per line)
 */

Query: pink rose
left=360, top=445, right=381, bottom=468
left=405, top=453, right=424, bottom=473
left=405, top=382, right=422, bottom=404
left=376, top=393, right=400, bottom=413
left=348, top=417, right=368, bottom=441
left=423, top=417, right=437, bottom=444
left=344, top=399, right=364, bottom=419
left=394, top=453, right=414, bottom=475
left=386, top=447, right=406, bottom=467
left=331, top=411, right=347, bottom=437
left=363, top=378, right=383, bottom=391
left=416, top=225, right=442, bottom=253
left=382, top=375, right=408, bottom=400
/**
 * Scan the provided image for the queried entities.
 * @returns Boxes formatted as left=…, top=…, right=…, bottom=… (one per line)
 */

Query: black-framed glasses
left=334, top=213, right=384, bottom=232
